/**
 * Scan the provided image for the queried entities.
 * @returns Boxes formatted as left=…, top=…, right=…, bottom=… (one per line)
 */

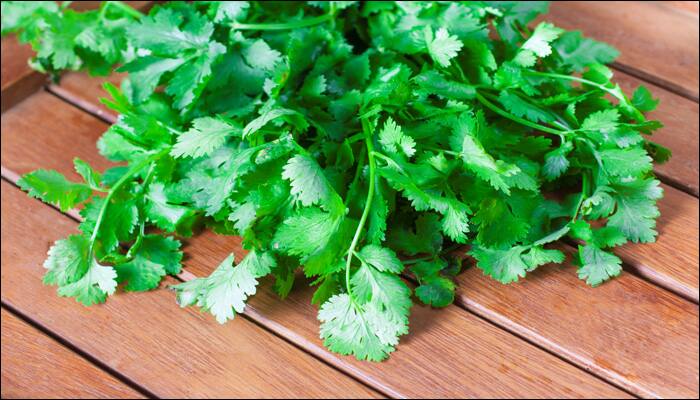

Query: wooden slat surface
left=0, top=36, right=45, bottom=112
left=0, top=180, right=382, bottom=399
left=548, top=1, right=700, bottom=100
left=36, top=75, right=700, bottom=301
left=0, top=91, right=629, bottom=399
left=455, top=246, right=699, bottom=399
left=1, top=308, right=144, bottom=399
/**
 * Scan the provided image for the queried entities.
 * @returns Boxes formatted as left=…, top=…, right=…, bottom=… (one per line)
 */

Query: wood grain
left=25, top=82, right=700, bottom=303
left=1, top=308, right=144, bottom=399
left=455, top=246, right=699, bottom=399
left=546, top=1, right=700, bottom=100
left=1, top=36, right=45, bottom=112
left=0, top=181, right=381, bottom=399
left=0, top=92, right=628, bottom=399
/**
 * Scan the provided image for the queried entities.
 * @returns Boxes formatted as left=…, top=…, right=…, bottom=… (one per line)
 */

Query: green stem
left=232, top=12, right=334, bottom=31
left=109, top=1, right=143, bottom=19
left=60, top=1, right=73, bottom=11
left=475, top=92, right=567, bottom=136
left=344, top=118, right=377, bottom=301
left=571, top=172, right=590, bottom=222
left=88, top=150, right=167, bottom=258
left=523, top=70, right=640, bottom=120
left=98, top=1, right=142, bottom=21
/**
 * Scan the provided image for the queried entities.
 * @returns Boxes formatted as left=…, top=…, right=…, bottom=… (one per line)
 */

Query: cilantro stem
left=98, top=1, right=143, bottom=21
left=523, top=70, right=644, bottom=121
left=232, top=12, right=334, bottom=31
left=475, top=92, right=566, bottom=137
left=344, top=118, right=376, bottom=301
left=87, top=149, right=168, bottom=258
left=571, top=171, right=590, bottom=221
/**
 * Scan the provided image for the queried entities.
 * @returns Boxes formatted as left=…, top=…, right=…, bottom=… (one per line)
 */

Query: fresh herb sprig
left=3, top=1, right=668, bottom=361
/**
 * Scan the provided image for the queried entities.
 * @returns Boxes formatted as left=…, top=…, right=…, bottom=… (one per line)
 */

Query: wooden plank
left=49, top=73, right=124, bottom=122
left=664, top=1, right=700, bottom=15
left=615, top=184, right=699, bottom=302
left=0, top=36, right=45, bottom=112
left=44, top=73, right=700, bottom=303
left=546, top=1, right=700, bottom=100
left=0, top=181, right=381, bottom=399
left=455, top=246, right=699, bottom=399
left=1, top=308, right=144, bottom=399
left=0, top=92, right=629, bottom=399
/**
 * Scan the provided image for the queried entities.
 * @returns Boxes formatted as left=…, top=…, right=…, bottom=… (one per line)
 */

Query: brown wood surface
left=1, top=308, right=144, bottom=399
left=455, top=245, right=699, bottom=399
left=55, top=62, right=698, bottom=295
left=547, top=1, right=700, bottom=101
left=0, top=36, right=45, bottom=112
left=0, top=180, right=381, bottom=399
left=0, top=91, right=628, bottom=399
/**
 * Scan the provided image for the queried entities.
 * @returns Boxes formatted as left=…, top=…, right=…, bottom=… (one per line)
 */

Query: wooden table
left=1, top=2, right=698, bottom=398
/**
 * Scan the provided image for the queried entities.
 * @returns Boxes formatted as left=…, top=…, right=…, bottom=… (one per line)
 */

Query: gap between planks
left=611, top=61, right=699, bottom=103
left=0, top=302, right=158, bottom=399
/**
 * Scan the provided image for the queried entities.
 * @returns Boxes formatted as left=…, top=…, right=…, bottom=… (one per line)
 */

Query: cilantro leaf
left=424, top=27, right=463, bottom=68
left=18, top=170, right=92, bottom=212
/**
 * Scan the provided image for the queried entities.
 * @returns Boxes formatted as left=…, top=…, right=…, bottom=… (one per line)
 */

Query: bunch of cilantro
left=3, top=1, right=669, bottom=361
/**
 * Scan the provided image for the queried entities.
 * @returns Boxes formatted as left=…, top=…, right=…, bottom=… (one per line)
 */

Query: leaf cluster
left=4, top=1, right=668, bottom=361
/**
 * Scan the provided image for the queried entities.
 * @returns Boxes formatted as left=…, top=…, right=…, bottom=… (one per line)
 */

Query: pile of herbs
left=2, top=1, right=668, bottom=361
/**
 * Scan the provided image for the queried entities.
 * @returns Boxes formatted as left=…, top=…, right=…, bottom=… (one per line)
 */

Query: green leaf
left=73, top=158, right=101, bottom=188
left=116, top=235, right=183, bottom=291
left=514, top=22, right=563, bottom=66
left=554, top=31, right=619, bottom=72
left=608, top=178, right=663, bottom=243
left=424, top=26, right=462, bottom=67
left=173, top=250, right=274, bottom=323
left=378, top=117, right=415, bottom=158
left=576, top=245, right=622, bottom=286
left=171, top=117, right=239, bottom=158
left=415, top=276, right=455, bottom=307
left=632, top=85, right=660, bottom=112
left=318, top=293, right=398, bottom=361
left=282, top=154, right=343, bottom=212
left=600, top=148, right=653, bottom=177
left=18, top=170, right=92, bottom=211
left=358, top=245, right=403, bottom=273
left=470, top=245, right=529, bottom=284
left=243, top=39, right=281, bottom=72
left=144, top=183, right=196, bottom=233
